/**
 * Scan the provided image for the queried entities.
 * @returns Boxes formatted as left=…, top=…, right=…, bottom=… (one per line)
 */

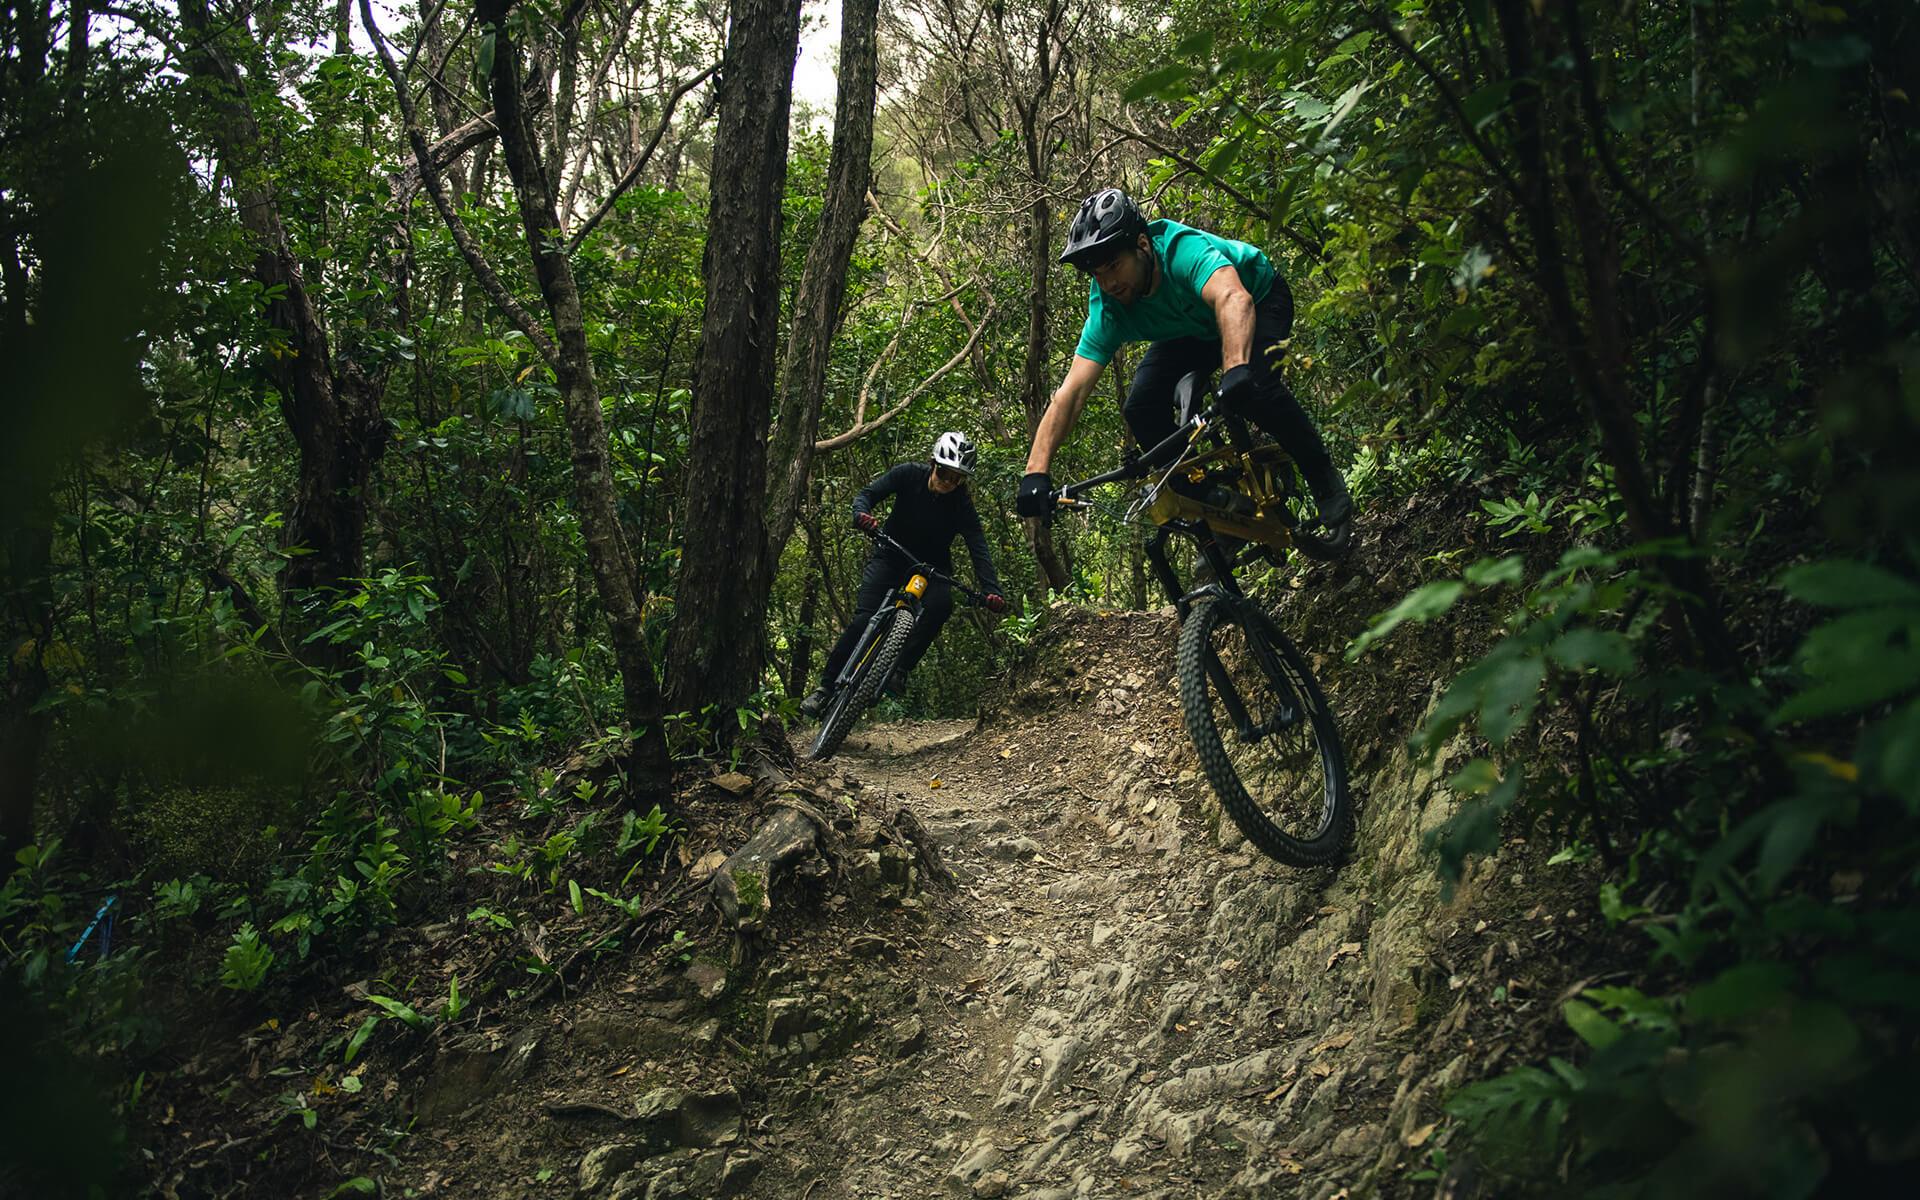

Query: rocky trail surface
left=751, top=608, right=1472, bottom=1200
left=362, top=540, right=1609, bottom=1200
left=374, top=602, right=1605, bottom=1198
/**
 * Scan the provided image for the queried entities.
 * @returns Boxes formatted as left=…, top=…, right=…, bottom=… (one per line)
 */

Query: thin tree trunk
left=479, top=0, right=673, bottom=791
left=764, top=0, right=881, bottom=567
left=664, top=0, right=804, bottom=721
left=178, top=0, right=389, bottom=609
left=1022, top=191, right=1071, bottom=590
left=788, top=562, right=819, bottom=698
left=0, top=523, right=52, bottom=862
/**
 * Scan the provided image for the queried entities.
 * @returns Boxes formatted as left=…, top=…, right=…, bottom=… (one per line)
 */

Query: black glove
left=1016, top=471, right=1054, bottom=519
left=1218, top=363, right=1257, bottom=411
left=854, top=511, right=880, bottom=534
left=984, top=593, right=1007, bottom=614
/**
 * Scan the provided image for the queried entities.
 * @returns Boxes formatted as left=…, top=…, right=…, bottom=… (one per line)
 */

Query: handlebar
left=861, top=526, right=995, bottom=608
left=1055, top=397, right=1224, bottom=511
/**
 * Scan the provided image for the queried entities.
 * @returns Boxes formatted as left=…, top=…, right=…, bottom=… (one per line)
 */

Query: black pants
left=820, top=552, right=954, bottom=688
left=1120, top=279, right=1336, bottom=487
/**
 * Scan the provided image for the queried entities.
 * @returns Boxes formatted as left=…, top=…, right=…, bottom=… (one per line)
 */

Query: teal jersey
left=1073, top=219, right=1275, bottom=366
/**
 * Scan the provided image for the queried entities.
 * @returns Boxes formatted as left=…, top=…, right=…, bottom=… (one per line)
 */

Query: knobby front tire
left=1177, top=596, right=1352, bottom=866
left=809, top=608, right=916, bottom=761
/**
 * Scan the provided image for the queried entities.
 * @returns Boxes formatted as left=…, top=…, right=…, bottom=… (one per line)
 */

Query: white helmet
left=931, top=431, right=977, bottom=475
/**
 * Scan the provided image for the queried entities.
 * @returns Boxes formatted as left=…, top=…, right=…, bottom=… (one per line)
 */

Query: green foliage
left=219, top=923, right=274, bottom=992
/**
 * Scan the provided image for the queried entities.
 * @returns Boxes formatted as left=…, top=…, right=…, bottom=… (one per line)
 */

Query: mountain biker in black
left=800, top=432, right=1008, bottom=718
left=1013, top=189, right=1351, bottom=538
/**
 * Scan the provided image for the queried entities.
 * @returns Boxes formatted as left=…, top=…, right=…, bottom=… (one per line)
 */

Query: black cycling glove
left=1217, top=363, right=1257, bottom=411
left=1016, top=471, right=1054, bottom=519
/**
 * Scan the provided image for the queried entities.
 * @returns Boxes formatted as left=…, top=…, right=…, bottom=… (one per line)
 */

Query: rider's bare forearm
left=1025, top=386, right=1087, bottom=474
left=1026, top=356, right=1103, bottom=474
left=1215, top=289, right=1255, bottom=371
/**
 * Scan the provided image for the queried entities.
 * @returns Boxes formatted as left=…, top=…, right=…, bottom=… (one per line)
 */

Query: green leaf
left=1793, top=35, right=1871, bottom=69
left=367, top=994, right=426, bottom=1028
left=1123, top=65, right=1195, bottom=103
left=344, top=1014, right=379, bottom=1064
left=1202, top=136, right=1243, bottom=178
left=1347, top=581, right=1464, bottom=659
left=1686, top=961, right=1793, bottom=1021
left=1464, top=555, right=1524, bottom=587
left=1563, top=999, right=1622, bottom=1049
left=1438, top=304, right=1485, bottom=337
left=1583, top=986, right=1677, bottom=1034
left=1814, top=954, right=1920, bottom=1012
left=1547, top=629, right=1635, bottom=675
left=1172, top=31, right=1214, bottom=58
left=327, top=1178, right=377, bottom=1198
left=1425, top=768, right=1522, bottom=885
left=1442, top=650, right=1545, bottom=744
left=1772, top=647, right=1920, bottom=723
left=1460, top=81, right=1516, bottom=129
left=1446, top=757, right=1503, bottom=796
left=1755, top=792, right=1849, bottom=893
left=1794, top=607, right=1920, bottom=675
left=569, top=879, right=584, bottom=915
left=1319, top=81, right=1371, bottom=140
left=475, top=31, right=496, bottom=81
left=1779, top=560, right=1920, bottom=609
left=1290, top=94, right=1331, bottom=123
left=1862, top=697, right=1920, bottom=813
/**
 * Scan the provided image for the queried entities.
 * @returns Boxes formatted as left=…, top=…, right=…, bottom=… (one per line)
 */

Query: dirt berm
left=365, top=547, right=1599, bottom=1199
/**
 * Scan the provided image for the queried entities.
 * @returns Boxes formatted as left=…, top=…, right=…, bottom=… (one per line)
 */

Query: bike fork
left=834, top=605, right=893, bottom=689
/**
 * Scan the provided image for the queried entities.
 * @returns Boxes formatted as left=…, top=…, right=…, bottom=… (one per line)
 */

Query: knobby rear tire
left=810, top=608, right=916, bottom=761
left=1177, top=596, right=1352, bottom=866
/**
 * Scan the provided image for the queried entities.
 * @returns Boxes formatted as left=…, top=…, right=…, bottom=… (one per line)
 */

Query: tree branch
left=361, top=0, right=558, bottom=367
left=814, top=291, right=997, bottom=453
left=566, top=62, right=719, bottom=253
left=1101, top=119, right=1327, bottom=262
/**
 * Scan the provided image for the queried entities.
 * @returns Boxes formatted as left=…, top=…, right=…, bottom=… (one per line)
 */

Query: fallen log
left=709, top=794, right=832, bottom=930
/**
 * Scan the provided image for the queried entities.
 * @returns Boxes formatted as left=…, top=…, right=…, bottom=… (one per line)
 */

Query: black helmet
left=1060, top=189, right=1148, bottom=269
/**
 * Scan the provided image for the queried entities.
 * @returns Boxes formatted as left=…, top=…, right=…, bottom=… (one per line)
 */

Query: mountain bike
left=1052, top=370, right=1353, bottom=866
left=809, top=528, right=993, bottom=761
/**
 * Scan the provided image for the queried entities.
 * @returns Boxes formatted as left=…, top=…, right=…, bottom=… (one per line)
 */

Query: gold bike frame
left=1141, top=439, right=1299, bottom=551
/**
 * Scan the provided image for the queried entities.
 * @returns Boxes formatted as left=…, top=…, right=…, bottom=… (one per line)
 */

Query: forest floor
left=128, top=506, right=1623, bottom=1200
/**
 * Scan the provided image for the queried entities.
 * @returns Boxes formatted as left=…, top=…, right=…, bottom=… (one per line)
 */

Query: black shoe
left=799, top=687, right=832, bottom=718
left=1311, top=473, right=1352, bottom=531
left=880, top=669, right=907, bottom=698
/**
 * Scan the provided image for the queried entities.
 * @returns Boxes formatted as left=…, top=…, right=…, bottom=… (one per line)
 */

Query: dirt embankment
left=133, top=509, right=1610, bottom=1200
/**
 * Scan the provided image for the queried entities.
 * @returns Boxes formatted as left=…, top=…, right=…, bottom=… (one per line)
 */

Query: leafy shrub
left=219, top=922, right=273, bottom=991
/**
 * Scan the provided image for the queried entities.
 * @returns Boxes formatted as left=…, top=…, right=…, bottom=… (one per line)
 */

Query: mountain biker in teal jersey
left=1013, top=189, right=1352, bottom=536
left=800, top=432, right=1008, bottom=718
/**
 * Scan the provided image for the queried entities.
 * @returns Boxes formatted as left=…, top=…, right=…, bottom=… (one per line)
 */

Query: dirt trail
left=754, top=608, right=1455, bottom=1199
left=374, top=585, right=1601, bottom=1200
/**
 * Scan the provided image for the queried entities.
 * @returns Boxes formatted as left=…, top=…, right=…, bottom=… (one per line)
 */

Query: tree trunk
left=479, top=0, right=673, bottom=792
left=1022, top=191, right=1072, bottom=590
left=0, top=523, right=52, bottom=863
left=764, top=0, right=881, bottom=566
left=787, top=562, right=819, bottom=698
left=664, top=0, right=804, bottom=720
left=178, top=0, right=388, bottom=607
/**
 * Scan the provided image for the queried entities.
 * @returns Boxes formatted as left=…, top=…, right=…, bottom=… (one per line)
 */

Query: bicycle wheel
left=1177, top=596, right=1351, bottom=865
left=810, top=608, right=916, bottom=760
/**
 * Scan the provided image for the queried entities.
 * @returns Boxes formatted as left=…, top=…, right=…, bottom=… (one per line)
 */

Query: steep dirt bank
left=123, top=509, right=1612, bottom=1200
left=737, top=597, right=1607, bottom=1199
